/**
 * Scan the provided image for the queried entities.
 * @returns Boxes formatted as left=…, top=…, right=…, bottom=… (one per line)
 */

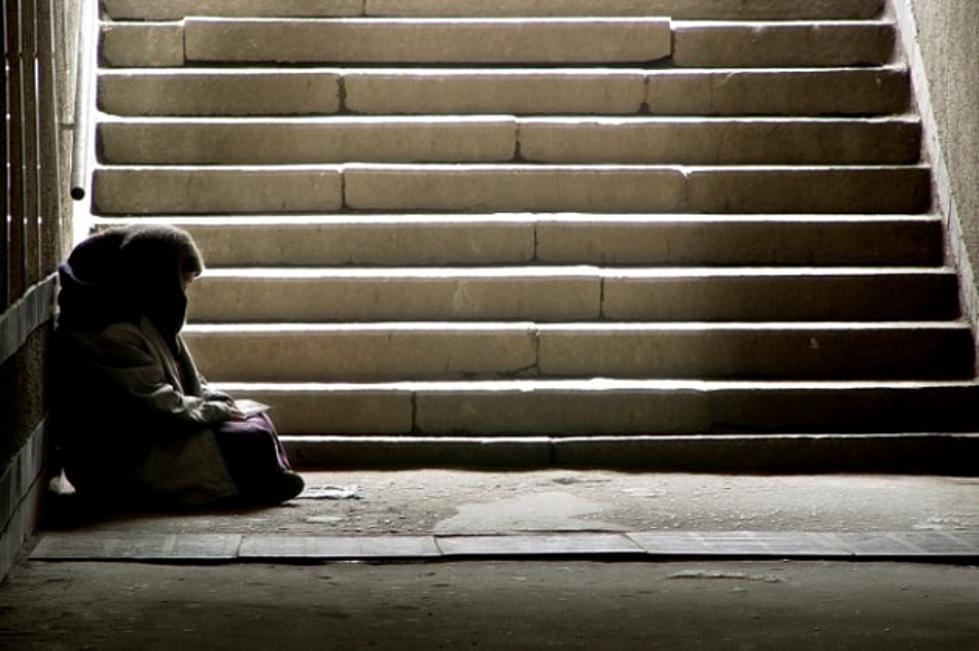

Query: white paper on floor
left=296, top=485, right=363, bottom=500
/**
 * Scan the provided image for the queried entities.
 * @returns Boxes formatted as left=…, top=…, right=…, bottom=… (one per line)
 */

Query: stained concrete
left=40, top=471, right=979, bottom=536
left=5, top=471, right=979, bottom=648
left=1, top=560, right=976, bottom=649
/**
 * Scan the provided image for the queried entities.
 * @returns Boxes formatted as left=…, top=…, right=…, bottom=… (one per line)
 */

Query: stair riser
left=188, top=276, right=603, bottom=322
left=101, top=24, right=184, bottom=68
left=99, top=72, right=342, bottom=117
left=104, top=0, right=885, bottom=21
left=603, top=274, right=959, bottom=321
left=645, top=69, right=909, bottom=117
left=535, top=219, right=943, bottom=267
left=520, top=120, right=919, bottom=166
left=93, top=168, right=343, bottom=214
left=182, top=18, right=672, bottom=65
left=184, top=328, right=974, bottom=382
left=98, top=119, right=921, bottom=166
left=93, top=166, right=930, bottom=215
left=283, top=435, right=979, bottom=473
left=100, top=20, right=891, bottom=68
left=104, top=0, right=361, bottom=20
left=99, top=120, right=520, bottom=165
left=221, top=384, right=979, bottom=435
left=363, top=0, right=885, bottom=20
left=344, top=166, right=930, bottom=214
left=123, top=217, right=941, bottom=267
left=187, top=274, right=958, bottom=322
left=99, top=69, right=909, bottom=117
left=672, top=22, right=893, bottom=68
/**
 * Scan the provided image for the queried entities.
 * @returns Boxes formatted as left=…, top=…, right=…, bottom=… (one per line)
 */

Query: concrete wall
left=1, top=0, right=81, bottom=581
left=893, top=0, right=979, bottom=327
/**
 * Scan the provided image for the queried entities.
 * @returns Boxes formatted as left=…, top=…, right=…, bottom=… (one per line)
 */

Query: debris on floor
left=295, top=485, right=362, bottom=500
left=667, top=570, right=785, bottom=583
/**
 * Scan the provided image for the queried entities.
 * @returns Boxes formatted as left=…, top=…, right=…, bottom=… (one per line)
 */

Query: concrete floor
left=40, top=470, right=979, bottom=536
left=3, top=560, right=979, bottom=650
left=4, top=471, right=979, bottom=649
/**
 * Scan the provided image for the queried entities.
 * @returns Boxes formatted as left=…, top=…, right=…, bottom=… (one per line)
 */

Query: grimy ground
left=2, top=471, right=979, bottom=649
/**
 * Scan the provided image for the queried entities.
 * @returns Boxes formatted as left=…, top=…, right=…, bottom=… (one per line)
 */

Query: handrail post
left=69, top=0, right=96, bottom=202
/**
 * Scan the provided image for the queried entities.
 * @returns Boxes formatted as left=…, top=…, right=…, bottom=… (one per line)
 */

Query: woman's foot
left=271, top=470, right=305, bottom=503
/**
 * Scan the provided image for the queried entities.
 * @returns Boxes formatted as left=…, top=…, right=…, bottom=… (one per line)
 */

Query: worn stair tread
left=98, top=66, right=909, bottom=117
left=214, top=378, right=979, bottom=391
left=97, top=116, right=921, bottom=166
left=103, top=0, right=885, bottom=21
left=93, top=213, right=944, bottom=225
left=184, top=321, right=971, bottom=332
left=196, top=265, right=955, bottom=278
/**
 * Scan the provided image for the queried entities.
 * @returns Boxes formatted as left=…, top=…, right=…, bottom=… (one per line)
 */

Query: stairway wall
left=893, top=0, right=979, bottom=347
left=0, top=0, right=79, bottom=583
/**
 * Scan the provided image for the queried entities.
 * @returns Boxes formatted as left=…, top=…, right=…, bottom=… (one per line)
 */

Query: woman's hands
left=200, top=399, right=246, bottom=423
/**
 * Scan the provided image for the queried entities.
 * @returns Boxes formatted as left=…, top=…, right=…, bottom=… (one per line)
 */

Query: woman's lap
left=212, top=413, right=292, bottom=496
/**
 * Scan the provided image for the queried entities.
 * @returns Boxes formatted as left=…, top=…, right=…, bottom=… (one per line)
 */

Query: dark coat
left=52, top=225, right=238, bottom=505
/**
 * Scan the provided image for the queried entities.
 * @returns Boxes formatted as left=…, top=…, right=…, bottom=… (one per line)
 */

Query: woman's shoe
left=271, top=470, right=305, bottom=503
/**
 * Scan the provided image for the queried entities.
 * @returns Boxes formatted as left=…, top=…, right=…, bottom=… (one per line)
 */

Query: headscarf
left=58, top=225, right=204, bottom=355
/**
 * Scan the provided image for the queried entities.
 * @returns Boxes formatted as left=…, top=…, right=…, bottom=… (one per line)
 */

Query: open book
left=235, top=399, right=271, bottom=418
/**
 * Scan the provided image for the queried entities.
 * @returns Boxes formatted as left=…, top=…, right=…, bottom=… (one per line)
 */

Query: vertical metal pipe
left=69, top=0, right=95, bottom=201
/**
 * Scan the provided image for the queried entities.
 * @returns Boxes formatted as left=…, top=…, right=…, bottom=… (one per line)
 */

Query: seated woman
left=52, top=224, right=304, bottom=507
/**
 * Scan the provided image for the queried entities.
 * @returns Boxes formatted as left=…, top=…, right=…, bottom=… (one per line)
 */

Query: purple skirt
left=212, top=413, right=292, bottom=499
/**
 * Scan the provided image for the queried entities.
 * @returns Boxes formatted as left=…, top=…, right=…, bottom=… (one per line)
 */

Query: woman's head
left=116, top=225, right=204, bottom=345
left=117, top=225, right=204, bottom=288
left=59, top=224, right=205, bottom=347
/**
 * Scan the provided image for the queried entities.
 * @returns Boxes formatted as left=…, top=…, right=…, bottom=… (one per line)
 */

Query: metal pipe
left=69, top=0, right=96, bottom=201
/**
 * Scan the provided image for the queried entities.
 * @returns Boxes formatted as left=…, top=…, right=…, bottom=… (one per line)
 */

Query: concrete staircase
left=88, top=0, right=979, bottom=471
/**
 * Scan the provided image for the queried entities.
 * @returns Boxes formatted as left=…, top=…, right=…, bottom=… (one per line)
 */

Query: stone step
left=97, top=117, right=921, bottom=166
left=519, top=117, right=919, bottom=165
left=365, top=0, right=886, bottom=20
left=97, top=67, right=910, bottom=117
left=103, top=0, right=884, bottom=21
left=349, top=67, right=911, bottom=116
left=100, top=19, right=893, bottom=69
left=185, top=267, right=959, bottom=323
left=342, top=164, right=930, bottom=214
left=92, top=164, right=930, bottom=215
left=101, top=23, right=185, bottom=68
left=98, top=70, right=343, bottom=116
left=671, top=21, right=894, bottom=68
left=98, top=117, right=519, bottom=165
left=95, top=214, right=944, bottom=267
left=210, top=379, right=979, bottom=435
left=280, top=435, right=979, bottom=472
left=281, top=433, right=979, bottom=472
left=183, top=322, right=974, bottom=382
left=182, top=18, right=672, bottom=65
left=92, top=166, right=344, bottom=214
